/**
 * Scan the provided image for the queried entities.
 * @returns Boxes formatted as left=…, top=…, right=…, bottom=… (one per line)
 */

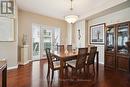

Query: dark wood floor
left=1, top=60, right=130, bottom=87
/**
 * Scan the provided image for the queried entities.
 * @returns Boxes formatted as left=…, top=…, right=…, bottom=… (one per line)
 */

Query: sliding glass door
left=40, top=27, right=52, bottom=59
left=40, top=27, right=60, bottom=59
left=32, top=24, right=60, bottom=60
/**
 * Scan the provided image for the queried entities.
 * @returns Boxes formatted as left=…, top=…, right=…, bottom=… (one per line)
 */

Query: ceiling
left=16, top=0, right=128, bottom=20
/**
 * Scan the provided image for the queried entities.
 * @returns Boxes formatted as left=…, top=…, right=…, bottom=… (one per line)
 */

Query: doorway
left=32, top=24, right=60, bottom=60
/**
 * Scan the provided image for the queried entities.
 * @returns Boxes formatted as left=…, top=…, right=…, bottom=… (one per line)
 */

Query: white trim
left=28, top=59, right=33, bottom=62
left=7, top=65, right=18, bottom=70
left=18, top=60, right=31, bottom=65
left=32, top=58, right=46, bottom=61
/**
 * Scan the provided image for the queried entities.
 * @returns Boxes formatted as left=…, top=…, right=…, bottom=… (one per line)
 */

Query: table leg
left=60, top=58, right=64, bottom=86
left=2, top=66, right=7, bottom=87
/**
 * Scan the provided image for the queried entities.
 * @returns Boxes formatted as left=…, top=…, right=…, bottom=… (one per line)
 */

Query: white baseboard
left=28, top=59, right=33, bottom=62
left=18, top=60, right=31, bottom=65
left=7, top=65, right=18, bottom=70
left=32, top=58, right=45, bottom=61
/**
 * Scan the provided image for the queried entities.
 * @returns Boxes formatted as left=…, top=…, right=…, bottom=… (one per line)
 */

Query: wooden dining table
left=52, top=50, right=99, bottom=81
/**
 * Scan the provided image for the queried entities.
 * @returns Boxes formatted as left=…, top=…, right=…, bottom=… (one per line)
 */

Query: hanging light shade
left=64, top=0, right=79, bottom=23
left=65, top=15, right=78, bottom=23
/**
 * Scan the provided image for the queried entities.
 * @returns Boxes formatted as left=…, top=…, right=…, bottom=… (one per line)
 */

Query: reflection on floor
left=3, top=60, right=130, bottom=87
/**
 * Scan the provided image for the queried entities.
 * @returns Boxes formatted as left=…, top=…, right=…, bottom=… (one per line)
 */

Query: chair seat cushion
left=66, top=60, right=76, bottom=68
left=53, top=61, right=60, bottom=68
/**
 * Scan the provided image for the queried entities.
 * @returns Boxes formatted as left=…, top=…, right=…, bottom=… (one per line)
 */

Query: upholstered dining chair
left=45, top=48, right=66, bottom=83
left=85, top=46, right=97, bottom=77
left=66, top=48, right=88, bottom=79
left=66, top=45, right=77, bottom=61
left=54, top=45, right=65, bottom=61
left=67, top=45, right=72, bottom=52
left=57, top=45, right=65, bottom=52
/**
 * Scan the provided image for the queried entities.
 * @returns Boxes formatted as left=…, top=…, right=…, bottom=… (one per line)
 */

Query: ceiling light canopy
left=65, top=0, right=79, bottom=24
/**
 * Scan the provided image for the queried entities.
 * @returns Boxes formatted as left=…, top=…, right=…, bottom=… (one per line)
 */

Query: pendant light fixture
left=65, top=0, right=78, bottom=23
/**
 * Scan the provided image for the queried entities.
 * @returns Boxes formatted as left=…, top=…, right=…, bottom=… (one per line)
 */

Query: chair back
left=57, top=45, right=64, bottom=52
left=87, top=47, right=97, bottom=65
left=76, top=48, right=88, bottom=69
left=67, top=45, right=72, bottom=52
left=45, top=48, right=54, bottom=68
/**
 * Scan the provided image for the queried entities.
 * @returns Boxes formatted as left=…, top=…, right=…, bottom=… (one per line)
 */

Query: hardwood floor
left=1, top=60, right=130, bottom=87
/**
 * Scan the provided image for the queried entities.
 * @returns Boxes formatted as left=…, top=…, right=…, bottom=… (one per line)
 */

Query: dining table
left=52, top=50, right=99, bottom=81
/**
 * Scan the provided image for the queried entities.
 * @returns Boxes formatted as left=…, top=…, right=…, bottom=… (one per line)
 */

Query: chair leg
left=74, top=69, right=78, bottom=80
left=86, top=65, right=90, bottom=79
left=47, top=67, right=50, bottom=78
left=72, top=68, right=75, bottom=79
left=51, top=70, right=54, bottom=85
left=84, top=65, right=86, bottom=73
left=93, top=64, right=95, bottom=77
left=72, top=68, right=74, bottom=77
left=86, top=65, right=89, bottom=73
left=79, top=69, right=82, bottom=74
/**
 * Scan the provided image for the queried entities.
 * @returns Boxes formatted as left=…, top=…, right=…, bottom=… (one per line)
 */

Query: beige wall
left=0, top=0, right=18, bottom=68
left=87, top=7, right=130, bottom=64
left=18, top=10, right=67, bottom=61
left=70, top=20, right=88, bottom=48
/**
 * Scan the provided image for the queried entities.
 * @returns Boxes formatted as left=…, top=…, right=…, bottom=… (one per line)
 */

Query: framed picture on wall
left=90, top=23, right=105, bottom=44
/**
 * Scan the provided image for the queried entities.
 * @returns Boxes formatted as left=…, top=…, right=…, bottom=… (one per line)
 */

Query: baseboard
left=18, top=60, right=31, bottom=65
left=32, top=58, right=46, bottom=61
left=28, top=59, right=32, bottom=62
left=7, top=65, right=18, bottom=70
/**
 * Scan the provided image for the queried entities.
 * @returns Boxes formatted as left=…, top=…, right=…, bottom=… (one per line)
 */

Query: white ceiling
left=16, top=0, right=127, bottom=20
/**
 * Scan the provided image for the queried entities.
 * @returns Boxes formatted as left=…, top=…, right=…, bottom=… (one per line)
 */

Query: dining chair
left=85, top=46, right=97, bottom=77
left=66, top=45, right=77, bottom=61
left=57, top=45, right=65, bottom=52
left=67, top=45, right=72, bottom=52
left=66, top=48, right=88, bottom=79
left=45, top=48, right=66, bottom=84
